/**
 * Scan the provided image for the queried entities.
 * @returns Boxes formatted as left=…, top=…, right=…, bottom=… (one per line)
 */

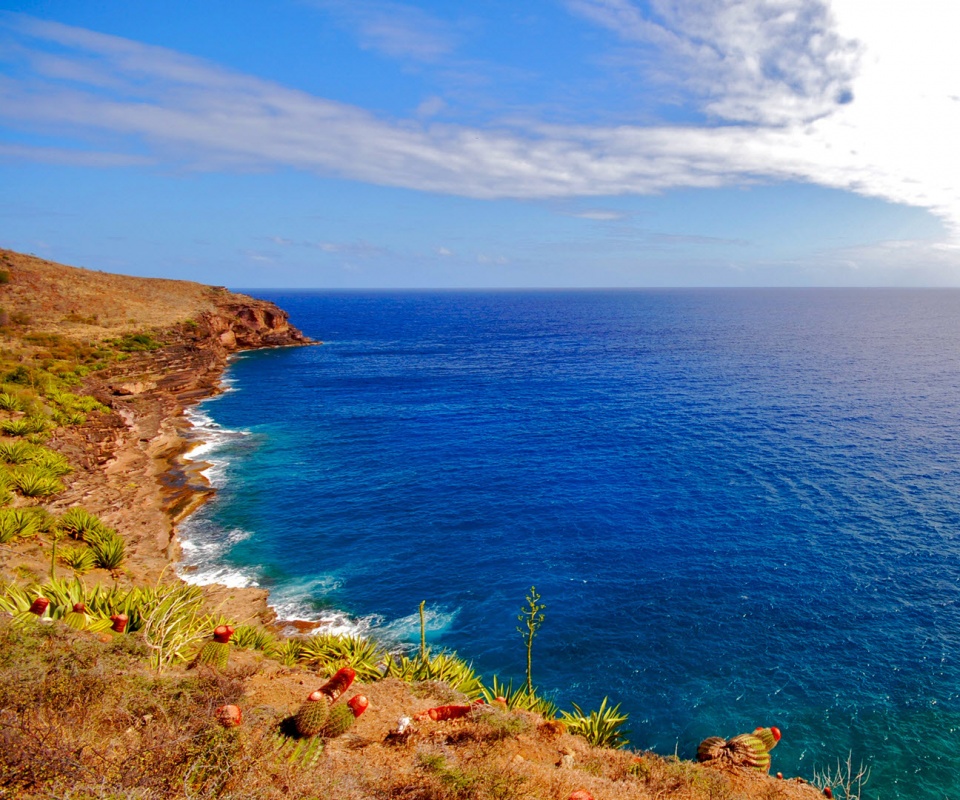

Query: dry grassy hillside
left=0, top=248, right=245, bottom=337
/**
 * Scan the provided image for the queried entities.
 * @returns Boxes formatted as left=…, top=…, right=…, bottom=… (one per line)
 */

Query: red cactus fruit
left=776, top=772, right=783, bottom=780
left=824, top=788, right=833, bottom=798
left=427, top=704, right=473, bottom=721
left=568, top=791, right=594, bottom=800
left=213, top=625, right=234, bottom=643
left=215, top=704, right=243, bottom=728
left=72, top=602, right=87, bottom=613
left=29, top=597, right=50, bottom=615
left=110, top=613, right=128, bottom=633
left=318, top=667, right=356, bottom=701
left=347, top=694, right=369, bottom=717
left=771, top=726, right=782, bottom=742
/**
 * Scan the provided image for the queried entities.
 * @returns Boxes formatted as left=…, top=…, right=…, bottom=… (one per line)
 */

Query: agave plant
left=0, top=419, right=31, bottom=437
left=0, top=508, right=42, bottom=544
left=478, top=675, right=558, bottom=718
left=0, top=440, right=34, bottom=464
left=232, top=624, right=276, bottom=652
left=11, top=467, right=64, bottom=498
left=138, top=583, right=226, bottom=671
left=382, top=649, right=485, bottom=699
left=88, top=527, right=126, bottom=570
left=30, top=449, right=72, bottom=476
left=269, top=639, right=305, bottom=667
left=0, top=393, right=25, bottom=412
left=297, top=633, right=386, bottom=682
left=560, top=697, right=630, bottom=748
left=58, top=507, right=105, bottom=541
left=59, top=545, right=97, bottom=575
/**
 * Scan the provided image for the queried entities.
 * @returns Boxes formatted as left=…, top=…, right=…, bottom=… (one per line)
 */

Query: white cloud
left=2, top=7, right=960, bottom=248
left=566, top=0, right=860, bottom=125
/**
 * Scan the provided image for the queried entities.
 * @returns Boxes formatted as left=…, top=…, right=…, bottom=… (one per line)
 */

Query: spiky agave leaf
left=480, top=675, right=558, bottom=718
left=0, top=439, right=33, bottom=463
left=59, top=545, right=97, bottom=575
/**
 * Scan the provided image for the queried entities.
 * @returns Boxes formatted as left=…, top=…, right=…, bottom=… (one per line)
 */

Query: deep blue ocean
left=179, top=289, right=960, bottom=799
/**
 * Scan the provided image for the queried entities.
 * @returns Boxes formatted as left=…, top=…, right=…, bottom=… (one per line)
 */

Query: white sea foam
left=379, top=604, right=461, bottom=643
left=175, top=375, right=387, bottom=638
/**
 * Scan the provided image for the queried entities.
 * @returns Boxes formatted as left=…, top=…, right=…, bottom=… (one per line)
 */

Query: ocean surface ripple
left=178, top=289, right=960, bottom=799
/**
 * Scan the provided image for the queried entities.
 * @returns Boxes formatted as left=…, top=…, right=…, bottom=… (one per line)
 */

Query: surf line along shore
left=46, top=289, right=317, bottom=628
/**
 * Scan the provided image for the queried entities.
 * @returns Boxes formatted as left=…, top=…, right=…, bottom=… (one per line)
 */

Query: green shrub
left=113, top=332, right=161, bottom=352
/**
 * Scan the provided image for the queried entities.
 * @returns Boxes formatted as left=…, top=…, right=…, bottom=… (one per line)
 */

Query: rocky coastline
left=0, top=248, right=313, bottom=623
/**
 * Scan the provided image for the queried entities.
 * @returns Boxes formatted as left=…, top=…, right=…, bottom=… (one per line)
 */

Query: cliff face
left=0, top=249, right=311, bottom=620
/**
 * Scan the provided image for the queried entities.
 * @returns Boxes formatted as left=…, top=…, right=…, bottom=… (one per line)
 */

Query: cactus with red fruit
left=193, top=625, right=234, bottom=670
left=320, top=694, right=368, bottom=739
left=109, top=613, right=128, bottom=633
left=294, top=690, right=331, bottom=737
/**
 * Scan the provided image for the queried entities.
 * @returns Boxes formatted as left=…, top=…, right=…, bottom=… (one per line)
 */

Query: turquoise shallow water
left=179, top=289, right=960, bottom=799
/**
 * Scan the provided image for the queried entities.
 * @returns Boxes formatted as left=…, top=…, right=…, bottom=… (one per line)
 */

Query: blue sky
left=1, top=0, right=958, bottom=287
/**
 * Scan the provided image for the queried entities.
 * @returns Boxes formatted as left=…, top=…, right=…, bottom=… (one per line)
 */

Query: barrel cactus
left=697, top=732, right=772, bottom=772
left=320, top=694, right=368, bottom=738
left=294, top=690, right=331, bottom=737
left=194, top=625, right=234, bottom=670
left=64, top=602, right=89, bottom=630
left=752, top=726, right=781, bottom=752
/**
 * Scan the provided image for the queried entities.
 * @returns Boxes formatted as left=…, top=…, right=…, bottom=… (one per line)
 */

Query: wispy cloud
left=308, top=0, right=457, bottom=62
left=1, top=9, right=959, bottom=247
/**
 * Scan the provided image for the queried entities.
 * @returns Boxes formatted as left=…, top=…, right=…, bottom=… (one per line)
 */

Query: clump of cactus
left=193, top=625, right=234, bottom=670
left=697, top=726, right=780, bottom=772
left=293, top=668, right=365, bottom=738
